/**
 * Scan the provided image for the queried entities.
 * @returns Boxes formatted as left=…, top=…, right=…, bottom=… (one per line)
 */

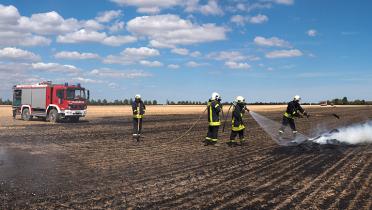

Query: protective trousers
left=280, top=116, right=296, bottom=132
left=133, top=118, right=143, bottom=134
left=206, top=125, right=219, bottom=143
left=230, top=129, right=245, bottom=142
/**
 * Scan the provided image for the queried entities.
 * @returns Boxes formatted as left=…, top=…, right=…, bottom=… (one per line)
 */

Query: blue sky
left=0, top=0, right=371, bottom=103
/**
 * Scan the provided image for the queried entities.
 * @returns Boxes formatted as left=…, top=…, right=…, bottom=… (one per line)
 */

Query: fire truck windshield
left=66, top=89, right=86, bottom=100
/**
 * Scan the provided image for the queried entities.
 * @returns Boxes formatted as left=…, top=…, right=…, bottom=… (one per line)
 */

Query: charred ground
left=0, top=106, right=371, bottom=209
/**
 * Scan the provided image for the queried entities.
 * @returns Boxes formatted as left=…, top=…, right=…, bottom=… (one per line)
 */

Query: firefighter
left=228, top=96, right=249, bottom=146
left=132, top=94, right=146, bottom=140
left=204, top=92, right=222, bottom=145
left=279, top=95, right=309, bottom=137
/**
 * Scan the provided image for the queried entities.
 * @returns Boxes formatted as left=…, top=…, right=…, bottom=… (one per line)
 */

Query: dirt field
left=0, top=105, right=371, bottom=209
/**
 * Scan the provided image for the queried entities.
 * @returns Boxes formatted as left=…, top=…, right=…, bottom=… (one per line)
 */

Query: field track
left=0, top=106, right=371, bottom=209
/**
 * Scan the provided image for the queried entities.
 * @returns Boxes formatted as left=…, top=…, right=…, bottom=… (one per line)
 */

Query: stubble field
left=0, top=105, right=371, bottom=209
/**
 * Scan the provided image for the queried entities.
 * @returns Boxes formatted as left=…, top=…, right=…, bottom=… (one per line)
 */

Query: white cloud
left=82, top=19, right=104, bottom=31
left=199, top=0, right=224, bottom=16
left=167, top=64, right=180, bottom=69
left=0, top=4, right=135, bottom=47
left=96, top=10, right=122, bottom=23
left=254, top=36, right=291, bottom=48
left=185, top=0, right=224, bottom=16
left=0, top=31, right=51, bottom=47
left=54, top=51, right=100, bottom=60
left=32, top=62, right=80, bottom=73
left=230, top=15, right=245, bottom=26
left=72, top=77, right=103, bottom=84
left=57, top=29, right=105, bottom=43
left=109, top=21, right=125, bottom=32
left=231, top=14, right=268, bottom=26
left=274, top=0, right=294, bottom=5
left=186, top=61, right=204, bottom=67
left=208, top=51, right=258, bottom=62
left=139, top=60, right=163, bottom=67
left=190, top=51, right=201, bottom=57
left=57, top=29, right=137, bottom=46
left=17, top=11, right=80, bottom=35
left=90, top=68, right=152, bottom=78
left=171, top=48, right=189, bottom=55
left=110, top=0, right=183, bottom=14
left=307, top=29, right=317, bottom=37
left=102, top=35, right=137, bottom=46
left=127, top=14, right=227, bottom=47
left=265, top=49, right=303, bottom=58
left=104, top=47, right=160, bottom=64
left=249, top=14, right=268, bottom=24
left=225, top=61, right=251, bottom=70
left=234, top=2, right=272, bottom=12
left=0, top=47, right=40, bottom=61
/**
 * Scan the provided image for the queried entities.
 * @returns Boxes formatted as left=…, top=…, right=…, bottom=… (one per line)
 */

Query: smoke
left=250, top=111, right=308, bottom=146
left=311, top=121, right=372, bottom=145
left=250, top=111, right=372, bottom=146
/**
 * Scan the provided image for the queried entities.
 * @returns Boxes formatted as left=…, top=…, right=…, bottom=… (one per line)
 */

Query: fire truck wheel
left=22, top=108, right=32, bottom=121
left=49, top=109, right=60, bottom=123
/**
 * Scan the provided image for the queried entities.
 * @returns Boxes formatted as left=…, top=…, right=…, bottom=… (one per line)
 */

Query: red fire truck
left=12, top=81, right=89, bottom=123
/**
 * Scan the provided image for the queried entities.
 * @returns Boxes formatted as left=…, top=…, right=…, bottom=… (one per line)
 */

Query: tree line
left=0, top=98, right=12, bottom=105
left=88, top=99, right=158, bottom=105
left=1, top=97, right=372, bottom=106
left=326, top=97, right=372, bottom=105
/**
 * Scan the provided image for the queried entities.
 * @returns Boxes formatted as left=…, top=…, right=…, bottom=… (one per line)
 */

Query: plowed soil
left=0, top=105, right=371, bottom=209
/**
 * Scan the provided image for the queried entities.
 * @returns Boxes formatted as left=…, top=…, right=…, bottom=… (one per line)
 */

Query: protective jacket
left=284, top=100, right=305, bottom=119
left=207, top=99, right=221, bottom=126
left=232, top=104, right=246, bottom=131
left=132, top=100, right=146, bottom=119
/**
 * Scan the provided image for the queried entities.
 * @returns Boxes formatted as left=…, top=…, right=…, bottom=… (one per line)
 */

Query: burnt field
left=0, top=106, right=371, bottom=209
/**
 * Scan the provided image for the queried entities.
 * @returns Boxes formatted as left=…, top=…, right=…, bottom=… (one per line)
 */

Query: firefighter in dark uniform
left=204, top=92, right=222, bottom=145
left=132, top=94, right=146, bottom=140
left=279, top=95, right=309, bottom=137
left=229, top=96, right=249, bottom=146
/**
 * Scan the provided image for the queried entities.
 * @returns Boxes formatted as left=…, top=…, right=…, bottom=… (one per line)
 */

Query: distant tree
left=152, top=100, right=157, bottom=105
left=129, top=98, right=133, bottom=105
left=342, top=97, right=348, bottom=105
left=123, top=99, right=128, bottom=105
left=0, top=98, right=3, bottom=105
left=102, top=99, right=108, bottom=105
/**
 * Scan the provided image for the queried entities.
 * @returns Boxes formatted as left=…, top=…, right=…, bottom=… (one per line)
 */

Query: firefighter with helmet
left=279, top=95, right=309, bottom=137
left=132, top=94, right=146, bottom=140
left=228, top=96, right=249, bottom=146
left=204, top=92, right=222, bottom=145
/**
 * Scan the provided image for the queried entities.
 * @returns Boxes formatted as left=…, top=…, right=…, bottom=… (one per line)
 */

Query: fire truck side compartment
left=21, top=88, right=47, bottom=109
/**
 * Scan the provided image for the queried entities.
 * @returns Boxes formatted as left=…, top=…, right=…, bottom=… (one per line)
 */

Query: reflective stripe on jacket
left=283, top=100, right=304, bottom=119
left=207, top=100, right=221, bottom=126
left=132, top=101, right=146, bottom=118
left=232, top=104, right=245, bottom=131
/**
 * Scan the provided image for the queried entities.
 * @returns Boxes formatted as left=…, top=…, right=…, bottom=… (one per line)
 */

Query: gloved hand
left=134, top=110, right=138, bottom=114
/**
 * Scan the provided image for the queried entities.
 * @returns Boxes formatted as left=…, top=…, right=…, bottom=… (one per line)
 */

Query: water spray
left=250, top=111, right=308, bottom=146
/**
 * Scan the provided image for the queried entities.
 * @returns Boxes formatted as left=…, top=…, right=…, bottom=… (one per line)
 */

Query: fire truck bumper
left=63, top=110, right=87, bottom=117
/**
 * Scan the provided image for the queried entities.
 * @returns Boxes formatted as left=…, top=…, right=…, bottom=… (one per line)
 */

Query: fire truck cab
left=12, top=81, right=89, bottom=123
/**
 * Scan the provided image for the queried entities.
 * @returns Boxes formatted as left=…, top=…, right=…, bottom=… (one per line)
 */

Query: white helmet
left=294, top=95, right=301, bottom=101
left=135, top=94, right=141, bottom=99
left=211, top=92, right=221, bottom=100
left=235, top=96, right=245, bottom=103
